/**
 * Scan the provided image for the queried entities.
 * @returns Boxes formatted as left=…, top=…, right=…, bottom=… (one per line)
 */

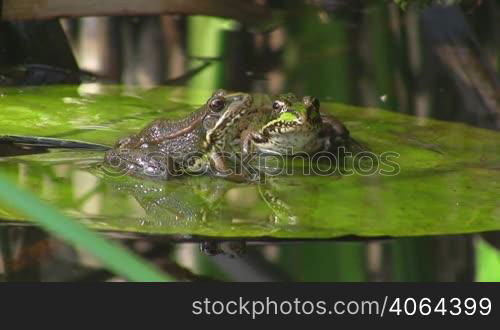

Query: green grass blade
left=0, top=173, right=171, bottom=282
left=476, top=238, right=500, bottom=282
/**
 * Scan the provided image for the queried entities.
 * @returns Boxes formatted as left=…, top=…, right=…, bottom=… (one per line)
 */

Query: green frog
left=104, top=90, right=255, bottom=180
left=241, top=93, right=350, bottom=156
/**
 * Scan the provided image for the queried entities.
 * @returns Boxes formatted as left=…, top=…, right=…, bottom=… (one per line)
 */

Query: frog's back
left=157, top=124, right=204, bottom=156
left=140, top=106, right=205, bottom=139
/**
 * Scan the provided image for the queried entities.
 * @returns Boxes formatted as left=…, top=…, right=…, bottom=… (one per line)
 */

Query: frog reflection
left=101, top=173, right=320, bottom=256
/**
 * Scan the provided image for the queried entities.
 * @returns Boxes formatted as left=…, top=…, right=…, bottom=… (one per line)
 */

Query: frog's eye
left=272, top=100, right=285, bottom=111
left=209, top=97, right=226, bottom=112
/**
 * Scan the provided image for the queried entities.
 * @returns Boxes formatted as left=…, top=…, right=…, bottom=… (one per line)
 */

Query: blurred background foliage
left=0, top=0, right=499, bottom=281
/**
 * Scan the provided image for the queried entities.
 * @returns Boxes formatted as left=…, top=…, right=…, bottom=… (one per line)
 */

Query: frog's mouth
left=264, top=120, right=302, bottom=135
left=262, top=111, right=305, bottom=136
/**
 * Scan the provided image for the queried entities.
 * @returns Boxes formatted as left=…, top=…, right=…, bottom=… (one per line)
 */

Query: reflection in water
left=0, top=224, right=229, bottom=281
left=0, top=225, right=92, bottom=281
left=101, top=171, right=310, bottom=234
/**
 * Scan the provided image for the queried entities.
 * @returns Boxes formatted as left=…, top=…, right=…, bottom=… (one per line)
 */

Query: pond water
left=0, top=1, right=499, bottom=281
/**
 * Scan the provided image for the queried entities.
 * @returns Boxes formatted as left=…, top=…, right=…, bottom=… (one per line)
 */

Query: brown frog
left=104, top=90, right=255, bottom=180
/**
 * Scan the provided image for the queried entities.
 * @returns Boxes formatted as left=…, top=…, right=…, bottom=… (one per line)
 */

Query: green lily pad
left=0, top=85, right=499, bottom=239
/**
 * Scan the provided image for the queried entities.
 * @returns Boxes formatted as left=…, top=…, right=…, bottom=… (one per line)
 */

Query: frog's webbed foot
left=241, top=130, right=268, bottom=156
left=258, top=183, right=298, bottom=225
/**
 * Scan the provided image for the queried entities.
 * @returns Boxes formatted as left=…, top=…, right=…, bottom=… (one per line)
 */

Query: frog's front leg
left=241, top=129, right=268, bottom=156
left=208, top=151, right=250, bottom=183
